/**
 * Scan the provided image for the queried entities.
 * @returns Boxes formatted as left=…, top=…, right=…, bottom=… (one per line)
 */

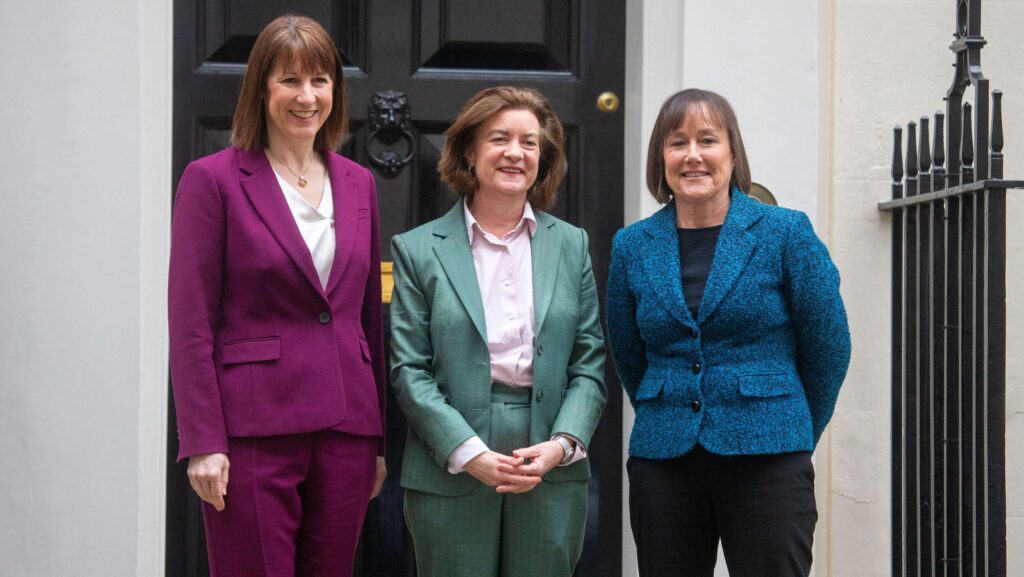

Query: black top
left=677, top=225, right=722, bottom=319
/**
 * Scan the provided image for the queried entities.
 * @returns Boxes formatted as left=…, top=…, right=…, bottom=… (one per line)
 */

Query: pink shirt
left=447, top=200, right=586, bottom=473
left=467, top=200, right=538, bottom=386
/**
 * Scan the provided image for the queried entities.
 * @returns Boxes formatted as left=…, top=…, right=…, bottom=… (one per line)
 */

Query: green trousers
left=404, top=385, right=588, bottom=577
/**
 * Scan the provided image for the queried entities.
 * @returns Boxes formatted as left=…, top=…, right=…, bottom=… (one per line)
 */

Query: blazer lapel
left=641, top=203, right=698, bottom=331
left=531, top=211, right=561, bottom=336
left=432, top=203, right=488, bottom=343
left=238, top=149, right=323, bottom=293
left=697, top=190, right=762, bottom=323
left=323, top=154, right=358, bottom=295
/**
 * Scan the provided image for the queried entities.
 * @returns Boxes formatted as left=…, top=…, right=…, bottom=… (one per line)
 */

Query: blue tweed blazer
left=607, top=189, right=850, bottom=459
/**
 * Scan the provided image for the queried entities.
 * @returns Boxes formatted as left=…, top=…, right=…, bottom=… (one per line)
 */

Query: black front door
left=168, top=2, right=624, bottom=575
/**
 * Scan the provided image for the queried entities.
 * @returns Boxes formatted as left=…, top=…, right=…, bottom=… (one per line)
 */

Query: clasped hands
left=464, top=440, right=566, bottom=494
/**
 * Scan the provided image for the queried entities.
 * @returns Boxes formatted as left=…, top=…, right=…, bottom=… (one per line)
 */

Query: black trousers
left=628, top=445, right=817, bottom=577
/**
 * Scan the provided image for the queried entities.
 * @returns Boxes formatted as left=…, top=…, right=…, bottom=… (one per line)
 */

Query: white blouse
left=274, top=170, right=335, bottom=290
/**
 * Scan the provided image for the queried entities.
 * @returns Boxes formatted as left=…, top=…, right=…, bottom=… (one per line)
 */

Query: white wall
left=826, top=0, right=1024, bottom=575
left=0, top=1, right=171, bottom=576
left=623, top=1, right=821, bottom=575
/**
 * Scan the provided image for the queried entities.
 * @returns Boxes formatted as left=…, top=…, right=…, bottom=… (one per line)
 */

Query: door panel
left=195, top=1, right=364, bottom=67
left=170, top=1, right=624, bottom=575
left=415, top=0, right=576, bottom=72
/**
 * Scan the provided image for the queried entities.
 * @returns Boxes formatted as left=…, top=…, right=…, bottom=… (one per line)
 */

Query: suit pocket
left=738, top=373, right=793, bottom=398
left=222, top=337, right=281, bottom=365
left=358, top=337, right=372, bottom=363
left=635, top=376, right=665, bottom=401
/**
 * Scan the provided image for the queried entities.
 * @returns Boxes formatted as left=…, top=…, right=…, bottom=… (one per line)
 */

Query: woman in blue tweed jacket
left=607, top=89, right=850, bottom=577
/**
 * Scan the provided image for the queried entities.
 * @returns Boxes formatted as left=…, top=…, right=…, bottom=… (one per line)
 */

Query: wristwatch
left=553, top=435, right=576, bottom=466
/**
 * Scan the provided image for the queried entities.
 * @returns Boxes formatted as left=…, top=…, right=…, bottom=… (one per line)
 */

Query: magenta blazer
left=169, top=147, right=385, bottom=461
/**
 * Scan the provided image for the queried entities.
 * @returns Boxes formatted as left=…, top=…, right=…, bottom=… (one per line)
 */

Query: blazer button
left=318, top=312, right=331, bottom=324
left=692, top=361, right=702, bottom=374
left=691, top=400, right=701, bottom=412
left=536, top=344, right=544, bottom=356
left=536, top=390, right=544, bottom=402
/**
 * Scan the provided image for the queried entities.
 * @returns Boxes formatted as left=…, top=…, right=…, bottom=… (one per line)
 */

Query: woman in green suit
left=389, top=86, right=607, bottom=577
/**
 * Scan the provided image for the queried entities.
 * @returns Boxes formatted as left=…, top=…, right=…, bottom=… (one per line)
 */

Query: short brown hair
left=231, top=14, right=347, bottom=151
left=646, top=89, right=751, bottom=203
left=438, top=86, right=566, bottom=211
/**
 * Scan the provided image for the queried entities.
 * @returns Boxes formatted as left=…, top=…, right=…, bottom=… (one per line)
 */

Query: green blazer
left=389, top=202, right=607, bottom=497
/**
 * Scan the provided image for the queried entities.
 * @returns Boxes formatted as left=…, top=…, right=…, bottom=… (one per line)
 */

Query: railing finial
left=933, top=112, right=947, bottom=190
left=962, top=102, right=975, bottom=183
left=920, top=116, right=933, bottom=175
left=991, top=89, right=1003, bottom=179
left=907, top=121, right=920, bottom=196
left=892, top=125, right=904, bottom=200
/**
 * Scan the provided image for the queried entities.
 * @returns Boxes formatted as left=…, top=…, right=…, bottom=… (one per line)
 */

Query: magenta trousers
left=201, top=431, right=377, bottom=577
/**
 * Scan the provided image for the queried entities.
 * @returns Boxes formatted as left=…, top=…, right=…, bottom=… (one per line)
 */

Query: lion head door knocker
left=366, top=90, right=415, bottom=179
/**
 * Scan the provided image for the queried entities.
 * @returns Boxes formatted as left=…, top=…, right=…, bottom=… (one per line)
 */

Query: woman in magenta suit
left=168, top=14, right=386, bottom=577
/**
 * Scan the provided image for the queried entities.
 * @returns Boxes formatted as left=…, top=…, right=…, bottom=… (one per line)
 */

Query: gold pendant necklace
left=267, top=149, right=313, bottom=188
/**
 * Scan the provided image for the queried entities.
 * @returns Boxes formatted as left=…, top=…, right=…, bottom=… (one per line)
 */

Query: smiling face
left=264, top=60, right=333, bottom=147
left=662, top=105, right=735, bottom=214
left=465, top=108, right=541, bottom=202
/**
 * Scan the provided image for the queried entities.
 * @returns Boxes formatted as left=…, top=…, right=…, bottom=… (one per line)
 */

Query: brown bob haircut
left=438, top=86, right=566, bottom=211
left=230, top=14, right=347, bottom=151
left=646, top=88, right=752, bottom=204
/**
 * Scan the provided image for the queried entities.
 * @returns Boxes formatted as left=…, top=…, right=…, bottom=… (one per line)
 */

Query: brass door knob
left=597, top=91, right=620, bottom=113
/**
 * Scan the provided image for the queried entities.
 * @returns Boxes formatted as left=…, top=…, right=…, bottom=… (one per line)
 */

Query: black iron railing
left=878, top=1, right=1021, bottom=576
